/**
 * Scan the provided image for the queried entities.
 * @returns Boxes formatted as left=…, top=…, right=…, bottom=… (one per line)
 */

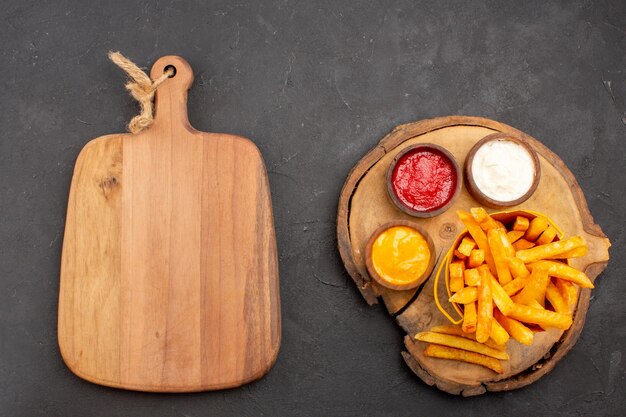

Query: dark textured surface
left=1, top=0, right=625, bottom=415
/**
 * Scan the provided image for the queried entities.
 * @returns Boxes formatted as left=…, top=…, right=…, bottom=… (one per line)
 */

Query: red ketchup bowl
left=386, top=144, right=462, bottom=218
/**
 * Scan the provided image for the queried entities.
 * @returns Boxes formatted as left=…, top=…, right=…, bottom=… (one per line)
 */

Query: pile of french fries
left=417, top=207, right=593, bottom=374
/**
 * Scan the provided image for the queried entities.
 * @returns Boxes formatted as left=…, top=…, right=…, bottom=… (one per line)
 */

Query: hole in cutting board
left=164, top=65, right=177, bottom=78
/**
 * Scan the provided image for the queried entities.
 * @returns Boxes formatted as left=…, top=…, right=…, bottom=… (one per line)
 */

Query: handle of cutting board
left=149, top=55, right=195, bottom=132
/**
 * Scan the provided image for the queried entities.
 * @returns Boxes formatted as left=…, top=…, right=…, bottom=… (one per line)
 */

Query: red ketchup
left=391, top=147, right=457, bottom=213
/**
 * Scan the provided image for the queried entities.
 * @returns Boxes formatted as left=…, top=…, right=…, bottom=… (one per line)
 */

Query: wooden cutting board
left=58, top=56, right=281, bottom=392
left=337, top=116, right=610, bottom=395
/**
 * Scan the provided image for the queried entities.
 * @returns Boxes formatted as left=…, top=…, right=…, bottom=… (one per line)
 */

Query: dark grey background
left=1, top=0, right=625, bottom=416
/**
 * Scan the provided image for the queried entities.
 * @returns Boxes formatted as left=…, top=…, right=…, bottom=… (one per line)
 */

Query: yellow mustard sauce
left=371, top=226, right=431, bottom=286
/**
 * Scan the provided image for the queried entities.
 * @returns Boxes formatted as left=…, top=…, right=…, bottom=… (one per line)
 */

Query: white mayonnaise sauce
left=471, top=139, right=536, bottom=202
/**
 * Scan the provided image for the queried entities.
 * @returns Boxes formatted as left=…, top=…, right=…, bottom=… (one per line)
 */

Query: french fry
left=450, top=276, right=464, bottom=293
left=423, top=344, right=503, bottom=374
left=489, top=317, right=510, bottom=346
left=450, top=261, right=465, bottom=278
left=476, top=276, right=493, bottom=343
left=480, top=219, right=505, bottom=232
left=512, top=216, right=530, bottom=232
left=525, top=216, right=549, bottom=241
left=512, top=239, right=535, bottom=251
left=449, top=287, right=478, bottom=304
left=415, top=332, right=509, bottom=360
left=546, top=246, right=588, bottom=259
left=536, top=225, right=558, bottom=245
left=449, top=260, right=466, bottom=293
left=502, top=275, right=529, bottom=296
left=467, top=249, right=485, bottom=269
left=512, top=267, right=550, bottom=307
left=524, top=299, right=549, bottom=331
left=546, top=282, right=570, bottom=314
left=506, top=230, right=525, bottom=244
left=479, top=220, right=497, bottom=232
left=471, top=207, right=501, bottom=231
left=484, top=339, right=509, bottom=353
left=449, top=208, right=590, bottom=340
left=464, top=268, right=481, bottom=286
left=470, top=207, right=490, bottom=223
left=499, top=231, right=516, bottom=258
left=430, top=325, right=465, bottom=335
left=462, top=302, right=477, bottom=333
left=508, top=303, right=573, bottom=330
left=516, top=236, right=586, bottom=264
left=482, top=266, right=514, bottom=316
left=457, top=210, right=496, bottom=274
left=494, top=309, right=534, bottom=345
left=457, top=237, right=476, bottom=258
left=554, top=278, right=578, bottom=307
left=527, top=260, right=594, bottom=288
left=454, top=250, right=467, bottom=260
left=507, top=257, right=530, bottom=279
left=429, top=325, right=506, bottom=351
left=487, top=228, right=513, bottom=285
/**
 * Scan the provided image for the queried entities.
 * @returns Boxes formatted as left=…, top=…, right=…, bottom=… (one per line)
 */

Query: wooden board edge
left=61, top=359, right=278, bottom=393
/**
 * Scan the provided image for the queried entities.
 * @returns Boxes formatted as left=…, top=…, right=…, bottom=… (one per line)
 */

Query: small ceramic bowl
left=465, top=133, right=541, bottom=209
left=365, top=220, right=436, bottom=291
left=386, top=143, right=462, bottom=218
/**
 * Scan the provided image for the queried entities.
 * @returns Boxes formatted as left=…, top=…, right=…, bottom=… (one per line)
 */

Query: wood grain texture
left=336, top=116, right=610, bottom=394
left=59, top=56, right=280, bottom=392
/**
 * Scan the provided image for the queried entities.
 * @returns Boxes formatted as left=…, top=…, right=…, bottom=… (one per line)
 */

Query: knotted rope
left=108, top=51, right=174, bottom=133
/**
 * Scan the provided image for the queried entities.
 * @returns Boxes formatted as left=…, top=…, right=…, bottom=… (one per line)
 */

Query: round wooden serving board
left=337, top=116, right=610, bottom=396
